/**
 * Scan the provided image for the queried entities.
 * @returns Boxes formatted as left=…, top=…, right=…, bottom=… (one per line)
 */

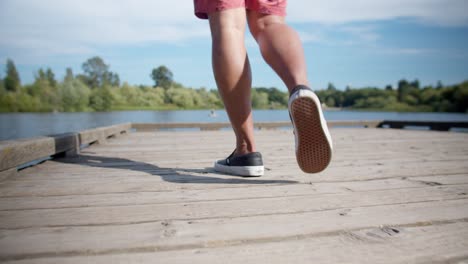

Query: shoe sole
left=289, top=90, right=333, bottom=173
left=214, top=162, right=264, bottom=177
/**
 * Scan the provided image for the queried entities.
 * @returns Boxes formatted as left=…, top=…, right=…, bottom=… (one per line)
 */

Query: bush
left=251, top=90, right=269, bottom=109
left=166, top=87, right=196, bottom=108
left=89, top=86, right=113, bottom=111
left=58, top=79, right=91, bottom=112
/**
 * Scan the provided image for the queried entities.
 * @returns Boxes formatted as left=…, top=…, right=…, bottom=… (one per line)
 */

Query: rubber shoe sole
left=214, top=162, right=264, bottom=177
left=214, top=151, right=264, bottom=177
left=289, top=89, right=333, bottom=173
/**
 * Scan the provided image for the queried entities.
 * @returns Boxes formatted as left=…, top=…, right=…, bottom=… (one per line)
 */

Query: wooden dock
left=1, top=122, right=468, bottom=263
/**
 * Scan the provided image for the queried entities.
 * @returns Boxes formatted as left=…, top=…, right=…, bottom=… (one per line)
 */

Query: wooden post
left=51, top=132, right=80, bottom=158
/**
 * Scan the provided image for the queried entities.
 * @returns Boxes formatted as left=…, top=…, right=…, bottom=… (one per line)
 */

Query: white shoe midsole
left=288, top=88, right=334, bottom=152
left=214, top=162, right=264, bottom=176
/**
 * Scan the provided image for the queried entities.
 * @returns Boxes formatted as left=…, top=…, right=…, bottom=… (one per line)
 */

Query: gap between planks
left=1, top=184, right=467, bottom=229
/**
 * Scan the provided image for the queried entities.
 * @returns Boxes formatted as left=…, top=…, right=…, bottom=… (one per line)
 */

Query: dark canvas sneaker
left=214, top=151, right=264, bottom=177
left=288, top=85, right=333, bottom=173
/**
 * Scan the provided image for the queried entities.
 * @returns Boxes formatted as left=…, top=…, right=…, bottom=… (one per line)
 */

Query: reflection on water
left=1, top=110, right=467, bottom=140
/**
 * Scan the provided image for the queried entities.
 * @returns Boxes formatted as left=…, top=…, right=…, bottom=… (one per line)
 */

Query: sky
left=0, top=0, right=467, bottom=91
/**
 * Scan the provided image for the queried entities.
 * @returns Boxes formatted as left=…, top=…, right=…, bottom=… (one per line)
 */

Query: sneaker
left=214, top=151, right=264, bottom=177
left=288, top=85, right=333, bottom=173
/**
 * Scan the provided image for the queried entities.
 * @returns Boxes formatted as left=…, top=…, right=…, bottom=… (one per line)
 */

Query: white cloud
left=287, top=0, right=468, bottom=26
left=297, top=30, right=323, bottom=43
left=380, top=48, right=436, bottom=55
left=0, top=0, right=210, bottom=59
left=0, top=0, right=466, bottom=59
left=339, top=26, right=380, bottom=43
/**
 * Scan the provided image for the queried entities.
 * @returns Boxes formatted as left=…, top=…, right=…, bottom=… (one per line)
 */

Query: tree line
left=1, top=57, right=467, bottom=112
left=315, top=80, right=468, bottom=112
left=0, top=57, right=223, bottom=112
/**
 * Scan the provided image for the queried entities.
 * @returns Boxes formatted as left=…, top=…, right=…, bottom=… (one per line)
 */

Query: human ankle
left=289, top=84, right=312, bottom=96
left=235, top=143, right=255, bottom=156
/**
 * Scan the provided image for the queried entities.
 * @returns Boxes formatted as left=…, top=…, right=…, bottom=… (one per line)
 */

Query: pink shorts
left=194, top=0, right=287, bottom=19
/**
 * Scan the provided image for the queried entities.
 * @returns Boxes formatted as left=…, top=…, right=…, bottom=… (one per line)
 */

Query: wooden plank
left=132, top=120, right=468, bottom=131
left=9, top=152, right=468, bottom=181
left=0, top=127, right=467, bottom=263
left=7, top=128, right=468, bottom=175
left=9, top=149, right=468, bottom=177
left=59, top=129, right=468, bottom=155
left=0, top=168, right=17, bottom=182
left=0, top=199, right=467, bottom=261
left=3, top=222, right=468, bottom=264
left=79, top=123, right=131, bottom=145
left=0, top=133, right=78, bottom=172
left=2, top=157, right=466, bottom=196
left=131, top=121, right=384, bottom=132
left=54, top=139, right=468, bottom=158
left=2, top=164, right=467, bottom=196
left=124, top=127, right=463, bottom=139
left=327, top=120, right=382, bottom=128
left=12, top=154, right=467, bottom=177
left=0, top=123, right=131, bottom=173
left=4, top=175, right=465, bottom=210
left=0, top=185, right=466, bottom=229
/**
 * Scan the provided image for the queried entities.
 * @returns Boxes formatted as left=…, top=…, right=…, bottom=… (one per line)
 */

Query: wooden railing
left=1, top=120, right=467, bottom=180
left=377, top=120, right=468, bottom=131
left=0, top=123, right=132, bottom=181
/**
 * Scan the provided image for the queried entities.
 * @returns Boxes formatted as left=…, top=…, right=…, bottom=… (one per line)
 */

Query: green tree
left=453, top=82, right=468, bottom=112
left=16, top=91, right=41, bottom=112
left=151, top=65, right=173, bottom=89
left=166, top=87, right=195, bottom=108
left=397, top=79, right=409, bottom=102
left=0, top=92, right=18, bottom=111
left=410, top=79, right=420, bottom=89
left=58, top=79, right=91, bottom=111
left=143, top=86, right=165, bottom=107
left=4, top=58, right=21, bottom=92
left=104, top=71, right=120, bottom=87
left=251, top=89, right=269, bottom=109
left=32, top=68, right=55, bottom=88
left=327, top=82, right=337, bottom=91
left=64, top=67, right=74, bottom=82
left=81, top=56, right=119, bottom=88
left=325, top=97, right=336, bottom=107
left=0, top=74, right=4, bottom=93
left=89, top=86, right=113, bottom=111
left=82, top=56, right=109, bottom=87
left=255, top=87, right=288, bottom=107
left=31, top=68, right=61, bottom=110
left=200, top=88, right=223, bottom=108
left=46, top=68, right=57, bottom=87
left=36, top=69, right=46, bottom=81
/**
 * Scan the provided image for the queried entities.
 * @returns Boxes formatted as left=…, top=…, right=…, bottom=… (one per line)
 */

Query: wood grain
left=0, top=128, right=467, bottom=263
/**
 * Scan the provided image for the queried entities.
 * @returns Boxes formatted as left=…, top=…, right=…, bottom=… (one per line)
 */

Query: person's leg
left=246, top=5, right=333, bottom=173
left=209, top=8, right=256, bottom=156
left=247, top=11, right=308, bottom=92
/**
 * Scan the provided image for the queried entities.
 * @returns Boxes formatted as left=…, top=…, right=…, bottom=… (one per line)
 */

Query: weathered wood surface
left=0, top=133, right=78, bottom=172
left=0, top=128, right=467, bottom=263
left=132, top=120, right=468, bottom=132
left=0, top=123, right=131, bottom=176
left=79, top=123, right=131, bottom=145
left=131, top=120, right=383, bottom=131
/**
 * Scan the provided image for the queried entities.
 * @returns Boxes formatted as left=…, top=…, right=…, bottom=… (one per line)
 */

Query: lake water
left=1, top=110, right=467, bottom=141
